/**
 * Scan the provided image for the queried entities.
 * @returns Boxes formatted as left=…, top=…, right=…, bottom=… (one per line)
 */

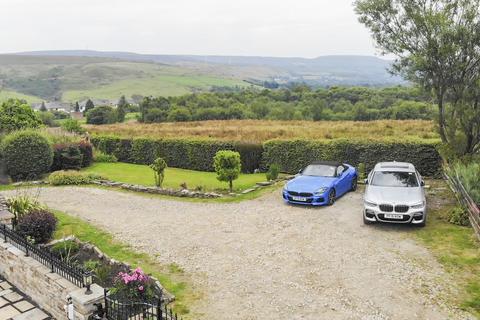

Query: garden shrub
left=94, top=150, right=118, bottom=163
left=358, top=163, right=366, bottom=180
left=16, top=210, right=57, bottom=244
left=86, top=106, right=117, bottom=125
left=150, top=157, right=167, bottom=187
left=51, top=240, right=80, bottom=264
left=48, top=171, right=103, bottom=185
left=6, top=195, right=45, bottom=222
left=447, top=206, right=470, bottom=226
left=91, top=135, right=442, bottom=176
left=51, top=141, right=93, bottom=171
left=52, top=144, right=83, bottom=171
left=214, top=150, right=241, bottom=192
left=262, top=139, right=442, bottom=176
left=1, top=130, right=53, bottom=180
left=78, top=141, right=94, bottom=167
left=91, top=136, right=263, bottom=173
left=266, top=163, right=280, bottom=181
left=61, top=119, right=85, bottom=134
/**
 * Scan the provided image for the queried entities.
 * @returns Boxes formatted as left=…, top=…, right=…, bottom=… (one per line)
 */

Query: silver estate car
left=363, top=162, right=427, bottom=226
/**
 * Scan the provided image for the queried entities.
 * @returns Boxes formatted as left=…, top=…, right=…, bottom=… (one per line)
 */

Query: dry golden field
left=85, top=119, right=439, bottom=143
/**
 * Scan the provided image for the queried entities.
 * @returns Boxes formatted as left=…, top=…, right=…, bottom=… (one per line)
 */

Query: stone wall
left=0, top=241, right=103, bottom=319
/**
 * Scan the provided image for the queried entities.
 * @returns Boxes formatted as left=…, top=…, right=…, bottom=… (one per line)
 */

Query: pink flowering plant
left=111, top=267, right=156, bottom=301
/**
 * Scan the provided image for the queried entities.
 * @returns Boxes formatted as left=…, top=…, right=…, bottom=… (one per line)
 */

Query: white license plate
left=292, top=196, right=307, bottom=202
left=384, top=214, right=403, bottom=219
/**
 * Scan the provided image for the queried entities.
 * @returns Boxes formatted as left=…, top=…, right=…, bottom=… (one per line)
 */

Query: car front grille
left=379, top=204, right=393, bottom=212
left=395, top=205, right=409, bottom=213
left=288, top=191, right=313, bottom=197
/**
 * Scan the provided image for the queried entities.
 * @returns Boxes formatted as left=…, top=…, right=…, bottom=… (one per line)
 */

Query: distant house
left=31, top=101, right=72, bottom=112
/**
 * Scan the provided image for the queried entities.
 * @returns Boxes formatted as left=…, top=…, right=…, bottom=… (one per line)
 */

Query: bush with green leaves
left=51, top=239, right=80, bottom=264
left=0, top=99, right=41, bottom=133
left=1, top=130, right=53, bottom=180
left=61, top=119, right=85, bottom=134
left=266, top=163, right=280, bottom=181
left=6, top=195, right=45, bottom=222
left=38, top=111, right=57, bottom=127
left=86, top=106, right=117, bottom=125
left=357, top=163, right=366, bottom=180
left=94, top=149, right=118, bottom=163
left=91, top=136, right=262, bottom=173
left=149, top=157, right=167, bottom=187
left=16, top=209, right=57, bottom=244
left=262, top=139, right=441, bottom=176
left=52, top=144, right=83, bottom=171
left=452, top=162, right=480, bottom=204
left=48, top=171, right=103, bottom=185
left=446, top=206, right=470, bottom=226
left=213, top=150, right=241, bottom=192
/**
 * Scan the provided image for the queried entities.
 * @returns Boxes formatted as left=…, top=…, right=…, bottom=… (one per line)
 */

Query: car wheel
left=328, top=189, right=336, bottom=205
left=351, top=178, right=358, bottom=191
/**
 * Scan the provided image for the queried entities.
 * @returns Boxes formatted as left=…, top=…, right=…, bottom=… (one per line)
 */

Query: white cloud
left=0, top=0, right=377, bottom=57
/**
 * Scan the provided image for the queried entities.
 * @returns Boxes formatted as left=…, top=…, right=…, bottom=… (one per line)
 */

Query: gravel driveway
left=3, top=187, right=474, bottom=320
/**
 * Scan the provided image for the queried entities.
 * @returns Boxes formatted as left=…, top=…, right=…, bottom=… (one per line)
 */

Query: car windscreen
left=371, top=171, right=419, bottom=187
left=302, top=164, right=337, bottom=177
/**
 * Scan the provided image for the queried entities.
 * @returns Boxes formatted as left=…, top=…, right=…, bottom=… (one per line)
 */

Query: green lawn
left=413, top=181, right=480, bottom=316
left=54, top=211, right=194, bottom=316
left=83, top=162, right=265, bottom=192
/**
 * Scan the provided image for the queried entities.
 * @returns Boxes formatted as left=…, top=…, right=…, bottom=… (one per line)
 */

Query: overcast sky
left=0, top=0, right=378, bottom=58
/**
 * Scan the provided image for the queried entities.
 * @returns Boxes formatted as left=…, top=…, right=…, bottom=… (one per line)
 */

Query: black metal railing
left=104, top=290, right=180, bottom=320
left=0, top=223, right=87, bottom=287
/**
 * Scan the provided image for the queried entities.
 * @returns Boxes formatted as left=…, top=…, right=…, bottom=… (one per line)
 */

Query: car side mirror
left=298, top=169, right=303, bottom=175
left=421, top=180, right=425, bottom=186
left=364, top=179, right=368, bottom=185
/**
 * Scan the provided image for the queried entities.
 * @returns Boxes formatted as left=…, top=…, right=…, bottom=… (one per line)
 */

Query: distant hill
left=1, top=50, right=404, bottom=103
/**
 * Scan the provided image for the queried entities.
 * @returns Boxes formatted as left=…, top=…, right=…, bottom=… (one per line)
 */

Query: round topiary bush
left=1, top=130, right=53, bottom=181
left=16, top=210, right=57, bottom=244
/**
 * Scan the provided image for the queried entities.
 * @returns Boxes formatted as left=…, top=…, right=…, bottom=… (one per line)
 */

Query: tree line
left=138, top=86, right=436, bottom=123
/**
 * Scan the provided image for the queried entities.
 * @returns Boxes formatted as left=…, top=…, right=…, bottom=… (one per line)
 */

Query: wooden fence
left=444, top=172, right=480, bottom=240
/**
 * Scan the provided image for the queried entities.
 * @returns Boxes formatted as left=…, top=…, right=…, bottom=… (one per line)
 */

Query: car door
left=335, top=165, right=349, bottom=196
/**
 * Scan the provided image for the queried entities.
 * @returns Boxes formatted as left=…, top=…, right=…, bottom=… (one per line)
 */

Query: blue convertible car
left=283, top=161, right=358, bottom=206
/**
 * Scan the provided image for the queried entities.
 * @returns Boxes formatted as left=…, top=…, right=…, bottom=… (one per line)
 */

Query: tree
left=149, top=157, right=167, bottom=187
left=85, top=106, right=117, bottom=125
left=355, top=0, right=480, bottom=155
left=117, top=95, right=127, bottom=122
left=74, top=101, right=80, bottom=112
left=213, top=150, right=241, bottom=192
left=39, top=101, right=47, bottom=112
left=0, top=99, right=41, bottom=133
left=167, top=108, right=191, bottom=122
left=83, top=99, right=95, bottom=115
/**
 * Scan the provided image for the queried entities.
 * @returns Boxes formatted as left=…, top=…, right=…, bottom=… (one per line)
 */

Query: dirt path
left=3, top=187, right=474, bottom=320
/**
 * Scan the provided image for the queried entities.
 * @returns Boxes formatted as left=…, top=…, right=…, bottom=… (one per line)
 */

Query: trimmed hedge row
left=92, top=135, right=442, bottom=176
left=91, top=136, right=263, bottom=173
left=262, top=139, right=442, bottom=176
left=51, top=141, right=93, bottom=171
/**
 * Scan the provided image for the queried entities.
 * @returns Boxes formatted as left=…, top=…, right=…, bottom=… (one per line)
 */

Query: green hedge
left=91, top=135, right=442, bottom=176
left=91, top=136, right=263, bottom=173
left=262, top=139, right=442, bottom=176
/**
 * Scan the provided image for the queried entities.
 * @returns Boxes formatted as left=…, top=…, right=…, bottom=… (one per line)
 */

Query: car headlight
left=283, top=185, right=289, bottom=192
left=364, top=200, right=377, bottom=207
left=410, top=201, right=425, bottom=209
left=314, top=187, right=328, bottom=195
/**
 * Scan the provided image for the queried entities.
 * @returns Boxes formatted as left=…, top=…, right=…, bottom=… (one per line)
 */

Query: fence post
left=103, top=289, right=108, bottom=319
left=50, top=251, right=55, bottom=273
left=156, top=298, right=161, bottom=320
left=25, top=242, right=29, bottom=257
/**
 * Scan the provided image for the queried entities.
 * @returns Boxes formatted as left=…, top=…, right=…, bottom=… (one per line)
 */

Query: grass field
left=83, top=162, right=265, bottom=192
left=62, top=74, right=250, bottom=101
left=0, top=89, right=42, bottom=103
left=85, top=119, right=439, bottom=143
